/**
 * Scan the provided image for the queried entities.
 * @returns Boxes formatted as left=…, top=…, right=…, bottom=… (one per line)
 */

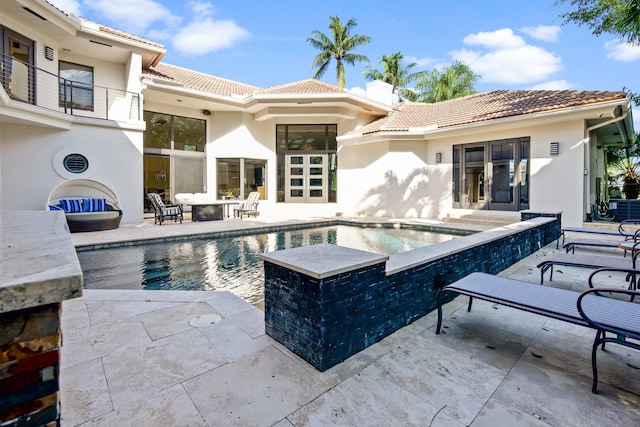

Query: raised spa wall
left=261, top=213, right=561, bottom=371
left=0, top=211, right=83, bottom=426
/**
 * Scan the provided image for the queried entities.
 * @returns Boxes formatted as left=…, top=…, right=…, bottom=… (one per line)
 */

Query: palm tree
left=363, top=52, right=425, bottom=100
left=607, top=133, right=640, bottom=199
left=307, top=16, right=371, bottom=88
left=411, top=61, right=480, bottom=103
left=556, top=0, right=640, bottom=45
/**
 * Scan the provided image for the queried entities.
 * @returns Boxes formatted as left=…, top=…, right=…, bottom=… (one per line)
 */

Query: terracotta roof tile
left=355, top=90, right=626, bottom=135
left=256, top=79, right=348, bottom=94
left=78, top=18, right=165, bottom=49
left=97, top=24, right=165, bottom=49
left=143, top=63, right=258, bottom=97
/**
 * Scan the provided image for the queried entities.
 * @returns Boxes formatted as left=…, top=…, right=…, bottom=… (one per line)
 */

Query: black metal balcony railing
left=0, top=53, right=140, bottom=121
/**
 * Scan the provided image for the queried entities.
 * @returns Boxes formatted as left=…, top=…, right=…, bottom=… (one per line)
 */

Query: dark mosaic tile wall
left=265, top=214, right=560, bottom=371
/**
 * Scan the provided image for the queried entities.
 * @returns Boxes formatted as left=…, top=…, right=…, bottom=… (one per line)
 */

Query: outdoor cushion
left=65, top=211, right=120, bottom=221
left=60, top=199, right=83, bottom=213
left=82, top=198, right=106, bottom=212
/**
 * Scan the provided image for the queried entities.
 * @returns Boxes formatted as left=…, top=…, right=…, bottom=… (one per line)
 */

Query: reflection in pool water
left=77, top=225, right=461, bottom=309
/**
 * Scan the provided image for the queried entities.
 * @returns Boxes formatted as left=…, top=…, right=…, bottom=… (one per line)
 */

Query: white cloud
left=452, top=28, right=562, bottom=85
left=84, top=0, right=178, bottom=35
left=188, top=1, right=215, bottom=16
left=48, top=0, right=81, bottom=15
left=605, top=40, right=640, bottom=62
left=173, top=18, right=249, bottom=55
left=170, top=0, right=249, bottom=55
left=69, top=0, right=249, bottom=55
left=520, top=25, right=561, bottom=42
left=463, top=28, right=525, bottom=49
left=528, top=80, right=577, bottom=90
left=405, top=55, right=437, bottom=68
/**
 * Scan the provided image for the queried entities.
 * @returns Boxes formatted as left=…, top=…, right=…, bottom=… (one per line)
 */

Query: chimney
left=366, top=80, right=394, bottom=105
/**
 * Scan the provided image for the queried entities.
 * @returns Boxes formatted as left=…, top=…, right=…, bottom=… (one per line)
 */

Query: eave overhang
left=142, top=80, right=393, bottom=119
left=339, top=98, right=634, bottom=146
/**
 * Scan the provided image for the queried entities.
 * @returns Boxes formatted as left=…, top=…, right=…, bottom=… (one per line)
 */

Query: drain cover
left=189, top=314, right=222, bottom=328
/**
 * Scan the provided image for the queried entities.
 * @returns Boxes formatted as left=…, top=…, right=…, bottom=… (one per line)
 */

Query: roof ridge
left=258, top=79, right=347, bottom=93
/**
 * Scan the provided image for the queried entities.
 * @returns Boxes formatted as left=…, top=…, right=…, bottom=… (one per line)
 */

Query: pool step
left=443, top=211, right=519, bottom=227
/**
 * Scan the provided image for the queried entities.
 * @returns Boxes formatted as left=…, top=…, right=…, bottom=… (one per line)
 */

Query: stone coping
left=385, top=217, right=556, bottom=275
left=259, top=243, right=388, bottom=279
left=0, top=210, right=83, bottom=313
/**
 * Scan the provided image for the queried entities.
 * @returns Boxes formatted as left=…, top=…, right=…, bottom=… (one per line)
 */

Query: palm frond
left=306, top=15, right=371, bottom=87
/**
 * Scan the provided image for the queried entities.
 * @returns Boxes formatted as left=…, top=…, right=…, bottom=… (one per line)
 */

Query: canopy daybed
left=47, top=179, right=123, bottom=232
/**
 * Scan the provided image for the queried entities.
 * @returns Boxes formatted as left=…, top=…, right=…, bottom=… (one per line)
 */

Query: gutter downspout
left=583, top=107, right=630, bottom=220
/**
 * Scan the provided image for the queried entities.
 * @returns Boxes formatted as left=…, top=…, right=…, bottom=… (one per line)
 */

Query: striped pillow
left=60, top=199, right=83, bottom=213
left=82, top=198, right=106, bottom=212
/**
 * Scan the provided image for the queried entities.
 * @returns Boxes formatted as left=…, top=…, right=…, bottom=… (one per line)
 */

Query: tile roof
left=96, top=24, right=165, bottom=49
left=256, top=79, right=348, bottom=95
left=77, top=18, right=165, bottom=49
left=354, top=90, right=627, bottom=135
left=143, top=63, right=259, bottom=97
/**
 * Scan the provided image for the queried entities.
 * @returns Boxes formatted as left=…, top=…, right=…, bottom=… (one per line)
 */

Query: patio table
left=190, top=200, right=239, bottom=221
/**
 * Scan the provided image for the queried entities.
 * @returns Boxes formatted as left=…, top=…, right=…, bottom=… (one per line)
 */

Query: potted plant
left=607, top=140, right=640, bottom=200
left=616, top=157, right=640, bottom=200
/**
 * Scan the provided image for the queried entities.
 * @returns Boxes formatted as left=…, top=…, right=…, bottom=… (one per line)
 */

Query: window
left=276, top=124, right=337, bottom=152
left=143, top=111, right=207, bottom=210
left=144, top=112, right=171, bottom=149
left=59, top=61, right=94, bottom=111
left=276, top=124, right=338, bottom=203
left=144, top=111, right=205, bottom=152
left=217, top=158, right=266, bottom=200
left=63, top=153, right=89, bottom=174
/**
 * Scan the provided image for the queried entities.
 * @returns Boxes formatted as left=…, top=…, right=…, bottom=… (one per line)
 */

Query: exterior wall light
left=435, top=152, right=442, bottom=163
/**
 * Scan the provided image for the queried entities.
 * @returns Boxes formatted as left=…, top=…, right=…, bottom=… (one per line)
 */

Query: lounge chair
left=536, top=252, right=638, bottom=284
left=436, top=269, right=640, bottom=393
left=556, top=219, right=640, bottom=248
left=233, top=191, right=260, bottom=219
left=563, top=238, right=626, bottom=254
left=147, top=193, right=183, bottom=225
left=47, top=179, right=123, bottom=232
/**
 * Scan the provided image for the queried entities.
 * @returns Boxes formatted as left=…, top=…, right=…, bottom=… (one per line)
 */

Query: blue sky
left=51, top=0, right=639, bottom=121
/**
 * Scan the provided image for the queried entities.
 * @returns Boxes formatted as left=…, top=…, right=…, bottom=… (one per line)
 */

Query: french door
left=285, top=154, right=328, bottom=203
left=453, top=138, right=529, bottom=211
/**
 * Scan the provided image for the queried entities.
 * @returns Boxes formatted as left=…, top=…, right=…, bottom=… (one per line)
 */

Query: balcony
left=0, top=53, right=140, bottom=122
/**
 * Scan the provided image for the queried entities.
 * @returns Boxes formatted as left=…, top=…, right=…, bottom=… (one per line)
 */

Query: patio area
left=60, top=218, right=640, bottom=426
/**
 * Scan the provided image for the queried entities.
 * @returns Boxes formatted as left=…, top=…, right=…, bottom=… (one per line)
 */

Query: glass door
left=462, top=146, right=486, bottom=209
left=488, top=140, right=516, bottom=210
left=3, top=30, right=33, bottom=103
left=285, top=154, right=328, bottom=203
left=144, top=154, right=170, bottom=212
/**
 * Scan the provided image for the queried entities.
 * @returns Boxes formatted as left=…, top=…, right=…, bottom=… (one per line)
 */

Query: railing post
left=105, top=87, right=109, bottom=120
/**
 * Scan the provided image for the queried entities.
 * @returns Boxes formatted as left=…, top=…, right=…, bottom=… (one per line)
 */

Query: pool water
left=77, top=225, right=460, bottom=309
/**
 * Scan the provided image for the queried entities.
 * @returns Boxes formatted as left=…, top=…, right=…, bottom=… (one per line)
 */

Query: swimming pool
left=77, top=224, right=464, bottom=309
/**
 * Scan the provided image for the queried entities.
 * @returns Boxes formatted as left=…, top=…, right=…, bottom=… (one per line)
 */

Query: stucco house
left=0, top=0, right=635, bottom=227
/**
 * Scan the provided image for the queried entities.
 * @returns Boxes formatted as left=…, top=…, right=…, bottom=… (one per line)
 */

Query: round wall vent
left=63, top=153, right=89, bottom=174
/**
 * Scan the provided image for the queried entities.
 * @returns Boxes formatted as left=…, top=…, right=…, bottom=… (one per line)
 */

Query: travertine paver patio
left=60, top=220, right=640, bottom=426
